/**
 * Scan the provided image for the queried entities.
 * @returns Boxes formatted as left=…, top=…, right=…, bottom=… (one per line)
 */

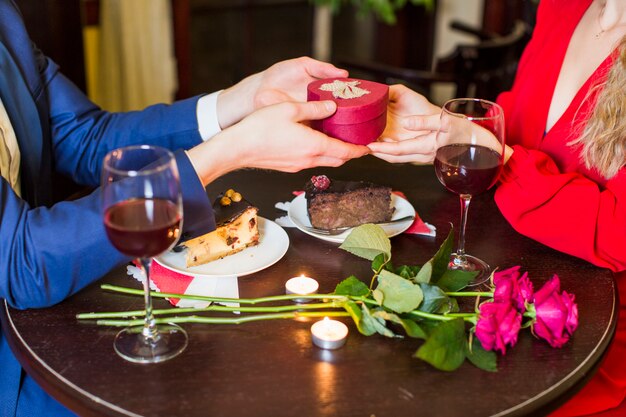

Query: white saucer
left=155, top=217, right=289, bottom=277
left=287, top=193, right=416, bottom=243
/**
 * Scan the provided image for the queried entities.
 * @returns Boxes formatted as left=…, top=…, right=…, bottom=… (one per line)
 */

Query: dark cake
left=184, top=189, right=259, bottom=267
left=305, top=175, right=394, bottom=230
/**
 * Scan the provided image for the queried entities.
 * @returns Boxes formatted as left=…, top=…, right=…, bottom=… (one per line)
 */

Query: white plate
left=288, top=193, right=416, bottom=243
left=155, top=217, right=289, bottom=277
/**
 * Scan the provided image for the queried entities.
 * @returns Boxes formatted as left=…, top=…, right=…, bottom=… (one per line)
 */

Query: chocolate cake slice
left=305, top=175, right=394, bottom=230
left=184, top=189, right=259, bottom=267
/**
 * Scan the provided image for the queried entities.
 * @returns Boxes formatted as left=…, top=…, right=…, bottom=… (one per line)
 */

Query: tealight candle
left=285, top=275, right=319, bottom=302
left=310, top=317, right=348, bottom=350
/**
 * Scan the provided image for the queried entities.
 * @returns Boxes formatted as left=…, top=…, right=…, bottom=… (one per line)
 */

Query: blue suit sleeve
left=0, top=150, right=213, bottom=310
left=0, top=35, right=216, bottom=309
left=40, top=56, right=204, bottom=187
left=0, top=179, right=126, bottom=309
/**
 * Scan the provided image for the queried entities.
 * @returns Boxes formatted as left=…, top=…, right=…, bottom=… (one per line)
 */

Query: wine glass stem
left=454, top=194, right=472, bottom=264
left=139, top=258, right=159, bottom=341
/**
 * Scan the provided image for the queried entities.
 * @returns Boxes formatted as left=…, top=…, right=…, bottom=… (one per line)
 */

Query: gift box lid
left=307, top=78, right=388, bottom=125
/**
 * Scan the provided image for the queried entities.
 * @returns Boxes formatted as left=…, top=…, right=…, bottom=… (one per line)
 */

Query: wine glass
left=102, top=145, right=187, bottom=363
left=434, top=98, right=505, bottom=285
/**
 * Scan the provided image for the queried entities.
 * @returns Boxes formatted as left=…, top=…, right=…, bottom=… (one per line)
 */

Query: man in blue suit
left=0, top=1, right=369, bottom=415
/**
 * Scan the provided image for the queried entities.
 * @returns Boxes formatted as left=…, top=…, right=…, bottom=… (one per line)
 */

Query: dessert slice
left=184, top=189, right=260, bottom=267
left=305, top=175, right=394, bottom=230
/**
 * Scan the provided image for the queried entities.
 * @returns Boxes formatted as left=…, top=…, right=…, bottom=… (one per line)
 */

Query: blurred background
left=17, top=0, right=537, bottom=111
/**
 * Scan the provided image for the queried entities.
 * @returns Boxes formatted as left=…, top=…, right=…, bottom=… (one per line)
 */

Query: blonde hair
left=571, top=36, right=626, bottom=178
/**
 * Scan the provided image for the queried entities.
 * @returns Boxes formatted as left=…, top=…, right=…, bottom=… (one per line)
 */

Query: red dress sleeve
left=493, top=2, right=626, bottom=416
left=495, top=145, right=626, bottom=272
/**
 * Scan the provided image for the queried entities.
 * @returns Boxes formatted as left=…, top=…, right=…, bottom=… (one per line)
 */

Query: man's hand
left=216, top=57, right=347, bottom=129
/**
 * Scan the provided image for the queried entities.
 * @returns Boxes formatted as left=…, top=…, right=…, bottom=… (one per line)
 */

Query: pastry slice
left=184, top=190, right=260, bottom=267
left=305, top=175, right=394, bottom=230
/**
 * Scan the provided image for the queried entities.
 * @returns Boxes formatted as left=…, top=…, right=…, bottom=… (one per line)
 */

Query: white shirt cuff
left=197, top=90, right=223, bottom=141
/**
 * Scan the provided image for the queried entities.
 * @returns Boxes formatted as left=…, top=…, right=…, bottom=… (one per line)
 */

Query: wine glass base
left=449, top=253, right=491, bottom=287
left=114, top=324, right=188, bottom=364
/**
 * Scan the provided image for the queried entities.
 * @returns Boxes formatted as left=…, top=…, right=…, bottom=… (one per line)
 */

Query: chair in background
left=340, top=19, right=530, bottom=103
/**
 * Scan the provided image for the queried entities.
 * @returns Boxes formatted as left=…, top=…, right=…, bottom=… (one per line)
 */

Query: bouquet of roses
left=79, top=225, right=578, bottom=372
left=331, top=224, right=579, bottom=371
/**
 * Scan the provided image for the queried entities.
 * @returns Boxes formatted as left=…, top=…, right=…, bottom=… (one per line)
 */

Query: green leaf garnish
left=340, top=224, right=391, bottom=261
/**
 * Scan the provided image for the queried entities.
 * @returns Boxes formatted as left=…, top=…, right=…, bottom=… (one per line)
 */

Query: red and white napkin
left=274, top=190, right=436, bottom=237
left=126, top=260, right=239, bottom=308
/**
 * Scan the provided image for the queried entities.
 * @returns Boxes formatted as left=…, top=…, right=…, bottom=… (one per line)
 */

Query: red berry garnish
left=311, top=175, right=331, bottom=191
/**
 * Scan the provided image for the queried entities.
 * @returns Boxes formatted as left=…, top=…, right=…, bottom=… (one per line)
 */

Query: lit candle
left=285, top=275, right=319, bottom=302
left=310, top=317, right=349, bottom=350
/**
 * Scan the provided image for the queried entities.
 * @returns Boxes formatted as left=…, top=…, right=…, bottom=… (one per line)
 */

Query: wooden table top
left=0, top=156, right=617, bottom=417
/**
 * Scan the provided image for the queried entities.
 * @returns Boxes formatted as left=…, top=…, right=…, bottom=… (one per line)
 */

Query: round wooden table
left=0, top=157, right=617, bottom=417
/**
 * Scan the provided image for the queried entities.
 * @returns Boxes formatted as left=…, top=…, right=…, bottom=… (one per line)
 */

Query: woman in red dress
left=370, top=1, right=626, bottom=415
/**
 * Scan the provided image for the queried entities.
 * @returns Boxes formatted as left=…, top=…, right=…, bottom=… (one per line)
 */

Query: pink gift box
left=307, top=77, right=389, bottom=145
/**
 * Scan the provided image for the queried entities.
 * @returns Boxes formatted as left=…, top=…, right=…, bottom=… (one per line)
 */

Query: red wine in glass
left=434, top=98, right=506, bottom=286
left=104, top=198, right=181, bottom=259
left=434, top=144, right=503, bottom=196
left=102, top=145, right=187, bottom=364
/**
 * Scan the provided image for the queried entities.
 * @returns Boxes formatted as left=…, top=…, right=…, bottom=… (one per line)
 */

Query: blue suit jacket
left=0, top=1, right=215, bottom=415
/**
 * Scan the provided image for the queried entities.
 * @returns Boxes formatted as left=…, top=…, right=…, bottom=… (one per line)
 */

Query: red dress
left=495, top=1, right=626, bottom=415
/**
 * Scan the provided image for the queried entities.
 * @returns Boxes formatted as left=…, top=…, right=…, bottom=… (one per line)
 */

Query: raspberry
left=311, top=175, right=331, bottom=191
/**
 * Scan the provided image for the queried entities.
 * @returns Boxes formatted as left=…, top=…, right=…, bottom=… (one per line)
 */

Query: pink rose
left=532, top=274, right=579, bottom=348
left=475, top=301, right=522, bottom=354
left=493, top=266, right=534, bottom=312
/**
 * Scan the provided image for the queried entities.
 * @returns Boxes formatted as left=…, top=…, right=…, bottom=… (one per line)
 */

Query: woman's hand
left=187, top=100, right=369, bottom=186
left=216, top=57, right=348, bottom=129
left=368, top=85, right=442, bottom=164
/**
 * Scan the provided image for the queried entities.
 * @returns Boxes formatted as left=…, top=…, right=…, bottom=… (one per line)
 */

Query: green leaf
left=430, top=227, right=455, bottom=283
left=361, top=304, right=396, bottom=338
left=334, top=276, right=369, bottom=297
left=414, top=318, right=467, bottom=371
left=418, top=283, right=450, bottom=313
left=436, top=269, right=479, bottom=292
left=372, top=253, right=394, bottom=273
left=372, top=289, right=384, bottom=306
left=343, top=300, right=373, bottom=336
left=377, top=270, right=423, bottom=313
left=442, top=296, right=460, bottom=314
left=373, top=310, right=427, bottom=339
left=435, top=293, right=459, bottom=314
left=419, top=319, right=443, bottom=336
left=414, top=260, right=433, bottom=284
left=339, top=224, right=391, bottom=261
left=395, top=265, right=420, bottom=280
left=466, top=336, right=498, bottom=372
